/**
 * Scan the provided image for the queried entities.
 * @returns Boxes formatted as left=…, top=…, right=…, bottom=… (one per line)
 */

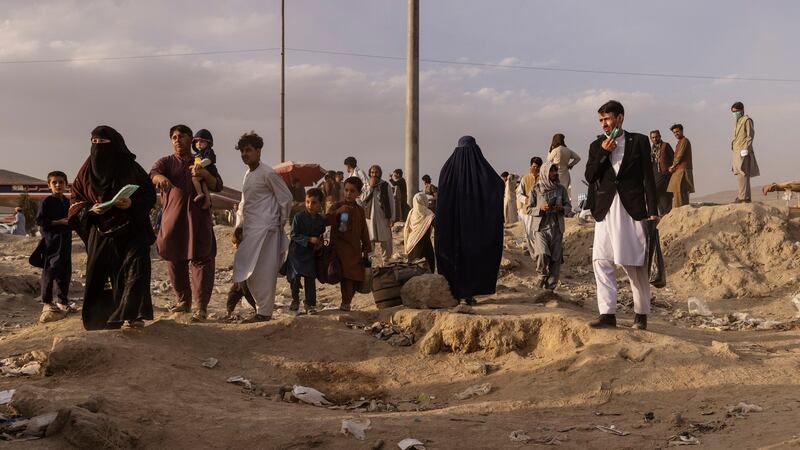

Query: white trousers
left=245, top=232, right=284, bottom=317
left=593, top=259, right=651, bottom=315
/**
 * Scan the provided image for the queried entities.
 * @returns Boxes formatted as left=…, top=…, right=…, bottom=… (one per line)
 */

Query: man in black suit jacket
left=585, top=100, right=659, bottom=330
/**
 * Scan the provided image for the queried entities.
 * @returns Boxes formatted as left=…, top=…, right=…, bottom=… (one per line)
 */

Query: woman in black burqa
left=434, top=136, right=504, bottom=304
left=68, top=126, right=156, bottom=330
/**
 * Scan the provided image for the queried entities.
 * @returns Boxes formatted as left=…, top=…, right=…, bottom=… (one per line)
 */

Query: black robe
left=69, top=126, right=156, bottom=330
left=31, top=195, right=73, bottom=303
left=434, top=136, right=504, bottom=299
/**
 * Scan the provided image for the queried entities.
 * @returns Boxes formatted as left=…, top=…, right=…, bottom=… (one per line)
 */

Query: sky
left=2, top=0, right=799, bottom=196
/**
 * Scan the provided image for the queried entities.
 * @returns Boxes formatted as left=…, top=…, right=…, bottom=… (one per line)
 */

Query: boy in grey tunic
left=528, top=162, right=572, bottom=291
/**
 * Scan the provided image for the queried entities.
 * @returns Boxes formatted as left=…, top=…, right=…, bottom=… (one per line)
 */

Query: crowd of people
left=18, top=99, right=800, bottom=332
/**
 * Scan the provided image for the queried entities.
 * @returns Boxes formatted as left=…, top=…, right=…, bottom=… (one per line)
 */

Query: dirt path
left=1, top=204, right=799, bottom=449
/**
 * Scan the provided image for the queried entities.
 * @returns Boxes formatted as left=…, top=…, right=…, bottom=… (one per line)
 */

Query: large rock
left=400, top=274, right=458, bottom=309
left=45, top=336, right=112, bottom=376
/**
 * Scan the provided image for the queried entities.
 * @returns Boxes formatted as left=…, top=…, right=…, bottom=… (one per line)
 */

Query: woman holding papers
left=69, top=125, right=156, bottom=330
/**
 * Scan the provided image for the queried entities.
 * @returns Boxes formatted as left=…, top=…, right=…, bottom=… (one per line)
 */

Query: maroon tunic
left=150, top=154, right=223, bottom=261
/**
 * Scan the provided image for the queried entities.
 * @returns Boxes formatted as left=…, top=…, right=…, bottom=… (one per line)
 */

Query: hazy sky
left=2, top=0, right=799, bottom=195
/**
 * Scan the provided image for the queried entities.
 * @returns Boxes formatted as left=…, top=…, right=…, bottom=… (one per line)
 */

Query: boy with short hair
left=327, top=177, right=371, bottom=311
left=191, top=129, right=218, bottom=209
left=31, top=171, right=74, bottom=315
left=286, top=188, right=327, bottom=314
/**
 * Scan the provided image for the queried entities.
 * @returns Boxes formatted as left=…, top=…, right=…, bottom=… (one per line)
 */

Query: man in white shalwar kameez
left=515, top=157, right=543, bottom=258
left=232, top=132, right=293, bottom=322
left=584, top=100, right=659, bottom=330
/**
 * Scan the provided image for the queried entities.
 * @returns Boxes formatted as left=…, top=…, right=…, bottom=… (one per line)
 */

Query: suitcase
left=371, top=261, right=429, bottom=309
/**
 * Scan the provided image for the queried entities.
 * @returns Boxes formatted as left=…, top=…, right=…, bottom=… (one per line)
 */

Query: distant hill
left=0, top=169, right=44, bottom=184
left=694, top=186, right=789, bottom=208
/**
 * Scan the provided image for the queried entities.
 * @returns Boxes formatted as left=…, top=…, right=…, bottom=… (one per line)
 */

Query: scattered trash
left=327, top=398, right=398, bottom=412
left=594, top=410, right=622, bottom=416
left=0, top=411, right=57, bottom=441
left=293, top=385, right=332, bottom=406
left=398, top=438, right=426, bottom=450
left=372, top=439, right=385, bottom=450
left=727, top=402, right=763, bottom=417
left=673, top=309, right=800, bottom=332
left=687, top=298, right=712, bottom=317
left=340, top=417, right=371, bottom=440
left=668, top=434, right=700, bottom=446
left=201, top=357, right=218, bottom=369
left=0, top=389, right=14, bottom=405
left=509, top=430, right=531, bottom=443
left=1, top=352, right=47, bottom=377
left=226, top=375, right=252, bottom=390
left=346, top=322, right=416, bottom=347
left=644, top=411, right=655, bottom=422
left=453, top=382, right=492, bottom=400
left=595, top=425, right=630, bottom=436
left=0, top=361, right=41, bottom=377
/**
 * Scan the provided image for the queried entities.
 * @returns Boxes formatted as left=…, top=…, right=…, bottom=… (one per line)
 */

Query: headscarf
left=88, top=125, right=136, bottom=201
left=435, top=135, right=504, bottom=299
left=534, top=161, right=560, bottom=196
left=403, top=192, right=434, bottom=254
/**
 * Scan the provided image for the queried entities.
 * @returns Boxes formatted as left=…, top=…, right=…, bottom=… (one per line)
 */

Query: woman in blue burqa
left=434, top=136, right=504, bottom=304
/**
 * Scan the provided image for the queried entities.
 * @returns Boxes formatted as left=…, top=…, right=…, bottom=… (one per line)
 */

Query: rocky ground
left=1, top=202, right=799, bottom=449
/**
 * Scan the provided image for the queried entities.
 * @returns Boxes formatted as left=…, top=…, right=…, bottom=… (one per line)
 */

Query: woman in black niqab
left=69, top=125, right=156, bottom=330
left=434, top=136, right=504, bottom=303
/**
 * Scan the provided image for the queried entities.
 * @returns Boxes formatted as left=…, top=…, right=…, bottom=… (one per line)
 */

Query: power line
left=0, top=48, right=279, bottom=64
left=2, top=45, right=799, bottom=83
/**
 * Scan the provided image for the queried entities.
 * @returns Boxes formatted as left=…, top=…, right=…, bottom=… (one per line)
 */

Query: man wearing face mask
left=730, top=102, right=760, bottom=203
left=584, top=100, right=658, bottom=330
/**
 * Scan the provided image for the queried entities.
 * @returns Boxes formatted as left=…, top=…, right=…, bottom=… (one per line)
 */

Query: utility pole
left=280, top=0, right=286, bottom=162
left=404, top=0, right=419, bottom=203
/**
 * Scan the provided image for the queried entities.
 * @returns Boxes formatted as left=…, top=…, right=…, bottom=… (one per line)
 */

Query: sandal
left=190, top=311, right=207, bottom=323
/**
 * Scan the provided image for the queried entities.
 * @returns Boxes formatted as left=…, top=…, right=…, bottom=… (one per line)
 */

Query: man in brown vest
left=667, top=124, right=694, bottom=208
left=649, top=130, right=674, bottom=215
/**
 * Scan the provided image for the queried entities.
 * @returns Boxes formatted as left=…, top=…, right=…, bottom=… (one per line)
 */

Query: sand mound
left=563, top=203, right=800, bottom=299
left=46, top=335, right=113, bottom=376
left=393, top=310, right=589, bottom=357
left=659, top=203, right=800, bottom=298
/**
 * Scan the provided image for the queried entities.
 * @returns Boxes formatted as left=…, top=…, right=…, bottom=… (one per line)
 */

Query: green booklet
left=93, top=184, right=139, bottom=211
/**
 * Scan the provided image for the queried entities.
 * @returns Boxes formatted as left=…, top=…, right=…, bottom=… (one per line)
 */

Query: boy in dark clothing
left=287, top=188, right=327, bottom=314
left=31, top=171, right=74, bottom=314
left=191, top=129, right=218, bottom=209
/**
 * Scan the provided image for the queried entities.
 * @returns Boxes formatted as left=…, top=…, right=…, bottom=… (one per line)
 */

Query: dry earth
left=1, top=202, right=799, bottom=449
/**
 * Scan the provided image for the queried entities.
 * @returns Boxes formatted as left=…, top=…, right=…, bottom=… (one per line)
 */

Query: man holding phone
left=584, top=100, right=659, bottom=330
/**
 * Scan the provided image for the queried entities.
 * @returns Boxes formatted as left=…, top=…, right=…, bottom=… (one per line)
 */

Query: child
left=528, top=162, right=572, bottom=291
left=31, top=171, right=74, bottom=315
left=287, top=188, right=327, bottom=314
left=327, top=177, right=371, bottom=311
left=191, top=129, right=218, bottom=209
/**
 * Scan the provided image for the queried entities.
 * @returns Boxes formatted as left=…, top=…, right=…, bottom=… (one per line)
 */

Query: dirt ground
left=1, top=202, right=800, bottom=449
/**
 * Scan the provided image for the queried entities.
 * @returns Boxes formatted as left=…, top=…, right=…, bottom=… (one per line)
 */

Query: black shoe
left=632, top=314, right=647, bottom=330
left=588, top=314, right=617, bottom=328
left=241, top=314, right=271, bottom=323
left=289, top=298, right=300, bottom=312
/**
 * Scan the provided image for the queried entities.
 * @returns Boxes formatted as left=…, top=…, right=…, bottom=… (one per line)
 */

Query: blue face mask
left=733, top=111, right=743, bottom=120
